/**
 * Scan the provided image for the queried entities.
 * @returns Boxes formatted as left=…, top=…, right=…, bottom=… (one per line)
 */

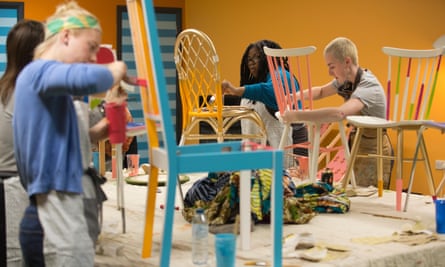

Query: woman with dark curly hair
left=222, top=40, right=308, bottom=168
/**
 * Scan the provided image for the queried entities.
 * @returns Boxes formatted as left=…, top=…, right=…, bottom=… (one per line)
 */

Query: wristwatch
left=98, top=100, right=106, bottom=117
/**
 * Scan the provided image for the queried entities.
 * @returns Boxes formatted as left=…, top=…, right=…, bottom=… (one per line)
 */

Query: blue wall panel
left=119, top=8, right=180, bottom=164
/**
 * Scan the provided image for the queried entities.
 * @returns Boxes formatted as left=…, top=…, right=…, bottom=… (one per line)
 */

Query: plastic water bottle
left=192, top=208, right=208, bottom=265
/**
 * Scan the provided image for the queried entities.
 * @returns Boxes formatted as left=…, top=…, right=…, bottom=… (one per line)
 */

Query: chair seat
left=425, top=121, right=445, bottom=132
left=396, top=119, right=434, bottom=128
left=346, top=115, right=397, bottom=128
left=184, top=105, right=267, bottom=143
left=347, top=118, right=435, bottom=129
left=222, top=105, right=256, bottom=113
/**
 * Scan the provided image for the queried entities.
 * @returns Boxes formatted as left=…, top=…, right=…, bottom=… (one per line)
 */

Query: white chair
left=342, top=47, right=443, bottom=211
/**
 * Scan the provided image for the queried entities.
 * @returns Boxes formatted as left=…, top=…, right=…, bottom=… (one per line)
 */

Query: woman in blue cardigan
left=222, top=40, right=308, bottom=168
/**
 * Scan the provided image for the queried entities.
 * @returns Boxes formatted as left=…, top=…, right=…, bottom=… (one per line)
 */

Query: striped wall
left=119, top=7, right=181, bottom=164
left=0, top=3, right=23, bottom=76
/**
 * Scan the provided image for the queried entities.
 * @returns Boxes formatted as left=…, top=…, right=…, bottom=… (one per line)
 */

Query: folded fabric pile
left=182, top=169, right=350, bottom=225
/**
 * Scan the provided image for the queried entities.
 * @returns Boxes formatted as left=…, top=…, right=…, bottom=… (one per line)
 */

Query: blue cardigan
left=13, top=60, right=114, bottom=196
left=242, top=68, right=300, bottom=111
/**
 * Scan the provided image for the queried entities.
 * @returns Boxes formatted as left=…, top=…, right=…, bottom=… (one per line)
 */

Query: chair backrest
left=383, top=47, right=443, bottom=122
left=263, top=46, right=317, bottom=115
left=264, top=46, right=353, bottom=181
left=126, top=1, right=179, bottom=259
left=174, top=29, right=223, bottom=132
left=127, top=0, right=176, bottom=152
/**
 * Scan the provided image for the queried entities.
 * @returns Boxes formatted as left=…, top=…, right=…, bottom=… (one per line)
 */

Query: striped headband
left=46, top=14, right=101, bottom=37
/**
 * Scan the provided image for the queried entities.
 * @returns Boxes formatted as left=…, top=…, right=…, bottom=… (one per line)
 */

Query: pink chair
left=264, top=46, right=353, bottom=183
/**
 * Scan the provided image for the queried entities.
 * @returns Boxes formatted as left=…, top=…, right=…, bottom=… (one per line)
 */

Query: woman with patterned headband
left=13, top=1, right=128, bottom=266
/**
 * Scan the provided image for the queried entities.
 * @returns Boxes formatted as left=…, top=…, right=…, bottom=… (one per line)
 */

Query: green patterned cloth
left=182, top=170, right=350, bottom=225
left=294, top=182, right=350, bottom=213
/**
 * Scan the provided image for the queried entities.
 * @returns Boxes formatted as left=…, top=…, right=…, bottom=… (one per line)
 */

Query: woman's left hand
left=221, top=80, right=244, bottom=96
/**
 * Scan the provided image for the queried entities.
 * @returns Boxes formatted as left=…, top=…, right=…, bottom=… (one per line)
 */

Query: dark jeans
left=0, top=180, right=6, bottom=267
left=20, top=203, right=44, bottom=267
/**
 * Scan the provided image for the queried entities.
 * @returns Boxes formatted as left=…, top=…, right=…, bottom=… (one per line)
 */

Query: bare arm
left=281, top=98, right=364, bottom=123
left=107, top=61, right=128, bottom=85
left=89, top=117, right=109, bottom=143
left=301, top=82, right=338, bottom=100
left=221, top=80, right=245, bottom=96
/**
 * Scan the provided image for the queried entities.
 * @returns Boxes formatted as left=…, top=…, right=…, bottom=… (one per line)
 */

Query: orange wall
left=10, top=0, right=184, bottom=48
left=183, top=0, right=445, bottom=194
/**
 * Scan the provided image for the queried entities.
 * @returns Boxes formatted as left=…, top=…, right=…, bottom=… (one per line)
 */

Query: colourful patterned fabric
left=182, top=170, right=318, bottom=225
left=46, top=15, right=101, bottom=37
left=182, top=171, right=350, bottom=225
left=294, top=182, right=350, bottom=213
left=183, top=172, right=231, bottom=207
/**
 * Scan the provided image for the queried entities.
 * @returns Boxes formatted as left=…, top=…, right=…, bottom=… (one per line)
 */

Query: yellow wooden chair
left=174, top=29, right=267, bottom=145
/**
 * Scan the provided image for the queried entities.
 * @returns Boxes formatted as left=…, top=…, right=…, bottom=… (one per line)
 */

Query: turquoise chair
left=127, top=1, right=284, bottom=266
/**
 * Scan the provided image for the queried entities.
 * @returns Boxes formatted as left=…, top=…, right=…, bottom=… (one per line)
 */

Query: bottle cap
left=196, top=208, right=204, bottom=214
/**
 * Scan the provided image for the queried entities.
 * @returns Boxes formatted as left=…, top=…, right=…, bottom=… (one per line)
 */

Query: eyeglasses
left=247, top=55, right=261, bottom=64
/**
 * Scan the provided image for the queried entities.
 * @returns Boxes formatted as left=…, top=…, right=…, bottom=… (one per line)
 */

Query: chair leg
left=404, top=128, right=423, bottom=212
left=419, top=134, right=436, bottom=196
left=239, top=169, right=251, bottom=250
left=279, top=124, right=291, bottom=149
left=435, top=172, right=445, bottom=196
left=342, top=128, right=362, bottom=189
left=396, top=129, right=404, bottom=185
left=179, top=134, right=185, bottom=146
left=403, top=127, right=436, bottom=211
left=271, top=151, right=283, bottom=267
left=98, top=140, right=106, bottom=176
left=115, top=143, right=126, bottom=233
left=310, top=124, right=321, bottom=182
left=395, top=128, right=404, bottom=210
left=305, top=124, right=315, bottom=180
left=176, top=175, right=185, bottom=207
left=142, top=166, right=160, bottom=257
left=377, top=128, right=384, bottom=197
left=258, top=123, right=268, bottom=146
left=338, top=123, right=355, bottom=187
left=159, top=170, right=179, bottom=267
